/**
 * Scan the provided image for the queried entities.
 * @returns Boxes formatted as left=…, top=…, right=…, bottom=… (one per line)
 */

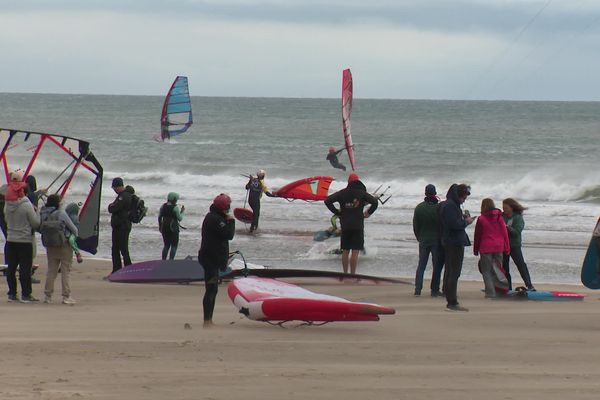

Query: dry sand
left=2, top=257, right=600, bottom=400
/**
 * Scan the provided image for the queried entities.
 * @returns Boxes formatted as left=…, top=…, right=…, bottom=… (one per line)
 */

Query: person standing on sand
left=473, top=198, right=510, bottom=298
left=413, top=184, right=444, bottom=297
left=40, top=194, right=78, bottom=305
left=440, top=184, right=475, bottom=312
left=108, top=177, right=132, bottom=275
left=198, top=193, right=235, bottom=327
left=4, top=170, right=40, bottom=302
left=502, top=198, right=535, bottom=291
left=325, top=173, right=378, bottom=274
left=158, top=192, right=184, bottom=260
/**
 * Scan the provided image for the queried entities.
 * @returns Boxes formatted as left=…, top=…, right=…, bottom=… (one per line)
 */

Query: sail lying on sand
left=342, top=68, right=355, bottom=171
left=0, top=128, right=103, bottom=254
left=160, top=76, right=193, bottom=141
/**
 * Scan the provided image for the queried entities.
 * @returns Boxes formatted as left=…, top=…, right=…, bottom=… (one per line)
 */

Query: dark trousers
left=5, top=241, right=33, bottom=297
left=248, top=197, right=260, bottom=231
left=203, top=266, right=219, bottom=321
left=414, top=242, right=443, bottom=293
left=111, top=225, right=132, bottom=273
left=443, top=245, right=464, bottom=306
left=161, top=230, right=179, bottom=260
left=437, top=245, right=446, bottom=293
left=503, top=246, right=532, bottom=289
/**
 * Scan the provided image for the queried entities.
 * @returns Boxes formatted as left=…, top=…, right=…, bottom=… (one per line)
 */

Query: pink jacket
left=473, top=209, right=510, bottom=255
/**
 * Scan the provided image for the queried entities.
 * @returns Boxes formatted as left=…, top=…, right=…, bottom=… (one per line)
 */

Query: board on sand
left=228, top=276, right=395, bottom=323
left=496, top=288, right=585, bottom=301
left=233, top=207, right=253, bottom=224
left=108, top=258, right=232, bottom=283
left=581, top=217, right=600, bottom=289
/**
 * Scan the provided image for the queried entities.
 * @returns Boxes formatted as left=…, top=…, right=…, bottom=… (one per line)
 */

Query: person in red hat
left=326, top=146, right=347, bottom=171
left=198, top=193, right=235, bottom=327
left=324, top=173, right=378, bottom=274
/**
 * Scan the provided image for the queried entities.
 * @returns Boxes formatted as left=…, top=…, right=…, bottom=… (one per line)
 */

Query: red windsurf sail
left=342, top=68, right=355, bottom=171
left=272, top=176, right=334, bottom=201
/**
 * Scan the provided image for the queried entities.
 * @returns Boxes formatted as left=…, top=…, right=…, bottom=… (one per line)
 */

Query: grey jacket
left=5, top=197, right=40, bottom=243
left=40, top=206, right=79, bottom=240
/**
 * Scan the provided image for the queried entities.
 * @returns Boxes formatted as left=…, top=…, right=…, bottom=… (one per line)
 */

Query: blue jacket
left=440, top=185, right=471, bottom=247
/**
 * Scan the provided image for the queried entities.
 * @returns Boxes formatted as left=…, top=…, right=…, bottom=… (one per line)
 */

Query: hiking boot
left=20, top=295, right=40, bottom=303
left=62, top=297, right=76, bottom=305
left=7, top=294, right=18, bottom=302
left=431, top=291, right=443, bottom=297
left=445, top=304, right=469, bottom=312
left=414, top=289, right=421, bottom=296
left=44, top=296, right=52, bottom=304
left=76, top=252, right=83, bottom=263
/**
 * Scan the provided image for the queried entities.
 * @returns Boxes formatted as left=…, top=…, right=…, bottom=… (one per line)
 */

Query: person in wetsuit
left=158, top=192, right=184, bottom=260
left=108, top=177, right=132, bottom=275
left=326, top=146, right=347, bottom=171
left=324, top=173, right=378, bottom=274
left=245, top=169, right=273, bottom=233
left=198, top=193, right=235, bottom=327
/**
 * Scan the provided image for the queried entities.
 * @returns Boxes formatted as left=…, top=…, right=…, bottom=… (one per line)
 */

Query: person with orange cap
left=198, top=193, right=235, bottom=327
left=324, top=173, right=378, bottom=274
left=326, top=146, right=347, bottom=171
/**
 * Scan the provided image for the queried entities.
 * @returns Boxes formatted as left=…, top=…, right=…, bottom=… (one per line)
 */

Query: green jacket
left=503, top=212, right=524, bottom=248
left=413, top=200, right=440, bottom=245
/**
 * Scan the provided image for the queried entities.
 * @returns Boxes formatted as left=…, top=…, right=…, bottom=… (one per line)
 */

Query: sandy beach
left=1, top=257, right=600, bottom=400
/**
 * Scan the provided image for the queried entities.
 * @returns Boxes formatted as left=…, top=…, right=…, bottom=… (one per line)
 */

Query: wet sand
left=1, top=257, right=600, bottom=400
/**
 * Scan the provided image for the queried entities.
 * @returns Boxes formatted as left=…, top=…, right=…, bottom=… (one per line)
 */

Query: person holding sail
left=245, top=170, right=273, bottom=233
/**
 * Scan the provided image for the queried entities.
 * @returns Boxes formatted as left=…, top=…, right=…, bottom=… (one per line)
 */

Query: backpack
left=40, top=210, right=66, bottom=247
left=129, top=193, right=147, bottom=224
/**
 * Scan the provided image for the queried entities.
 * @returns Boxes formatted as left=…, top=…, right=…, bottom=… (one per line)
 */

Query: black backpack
left=125, top=186, right=147, bottom=224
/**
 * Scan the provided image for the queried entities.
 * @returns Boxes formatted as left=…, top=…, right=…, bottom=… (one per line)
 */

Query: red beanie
left=348, top=173, right=360, bottom=183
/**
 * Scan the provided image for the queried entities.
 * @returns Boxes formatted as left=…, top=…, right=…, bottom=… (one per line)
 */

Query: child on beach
left=502, top=198, right=535, bottom=291
left=65, top=202, right=83, bottom=263
left=5, top=171, right=27, bottom=202
left=473, top=198, right=510, bottom=298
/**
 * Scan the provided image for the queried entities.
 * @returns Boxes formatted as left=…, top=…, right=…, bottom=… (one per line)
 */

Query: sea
left=1, top=93, right=599, bottom=285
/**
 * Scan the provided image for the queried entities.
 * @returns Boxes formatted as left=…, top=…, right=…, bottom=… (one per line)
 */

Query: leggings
left=161, top=230, right=179, bottom=260
left=203, top=266, right=219, bottom=322
left=503, top=246, right=533, bottom=289
left=248, top=197, right=261, bottom=231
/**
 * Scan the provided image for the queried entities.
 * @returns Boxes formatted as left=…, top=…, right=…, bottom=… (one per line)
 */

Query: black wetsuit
left=326, top=149, right=347, bottom=171
left=198, top=204, right=235, bottom=321
left=245, top=177, right=268, bottom=232
left=324, top=180, right=378, bottom=250
left=158, top=203, right=179, bottom=260
left=108, top=189, right=132, bottom=273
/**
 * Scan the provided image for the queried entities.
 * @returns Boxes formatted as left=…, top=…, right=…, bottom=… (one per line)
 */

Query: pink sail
left=342, top=68, right=355, bottom=171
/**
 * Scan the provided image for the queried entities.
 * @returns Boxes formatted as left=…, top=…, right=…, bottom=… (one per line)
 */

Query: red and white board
left=228, top=277, right=395, bottom=322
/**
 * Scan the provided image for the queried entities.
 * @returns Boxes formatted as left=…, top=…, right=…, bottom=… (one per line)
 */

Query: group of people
left=412, top=183, right=534, bottom=312
left=2, top=171, right=81, bottom=304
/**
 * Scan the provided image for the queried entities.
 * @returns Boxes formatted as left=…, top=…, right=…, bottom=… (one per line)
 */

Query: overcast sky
left=1, top=0, right=600, bottom=100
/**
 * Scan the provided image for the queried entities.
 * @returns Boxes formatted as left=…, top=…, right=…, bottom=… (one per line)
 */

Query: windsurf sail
left=342, top=68, right=356, bottom=171
left=271, top=176, right=334, bottom=201
left=0, top=128, right=103, bottom=254
left=160, top=76, right=193, bottom=141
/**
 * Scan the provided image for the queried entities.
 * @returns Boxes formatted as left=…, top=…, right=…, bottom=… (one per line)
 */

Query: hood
left=167, top=192, right=179, bottom=203
left=26, top=175, right=37, bottom=192
left=482, top=208, right=503, bottom=220
left=445, top=184, right=460, bottom=204
left=5, top=196, right=31, bottom=212
left=347, top=180, right=367, bottom=191
left=65, top=203, right=80, bottom=215
left=40, top=205, right=58, bottom=220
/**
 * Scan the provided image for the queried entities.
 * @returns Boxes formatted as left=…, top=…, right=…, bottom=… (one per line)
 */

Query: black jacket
left=199, top=205, right=235, bottom=269
left=324, top=180, right=378, bottom=231
left=108, top=189, right=132, bottom=229
left=440, top=185, right=471, bottom=247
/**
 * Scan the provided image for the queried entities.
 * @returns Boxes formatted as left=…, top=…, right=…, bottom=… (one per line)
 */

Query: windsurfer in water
left=326, top=146, right=347, bottom=171
left=245, top=170, right=274, bottom=233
